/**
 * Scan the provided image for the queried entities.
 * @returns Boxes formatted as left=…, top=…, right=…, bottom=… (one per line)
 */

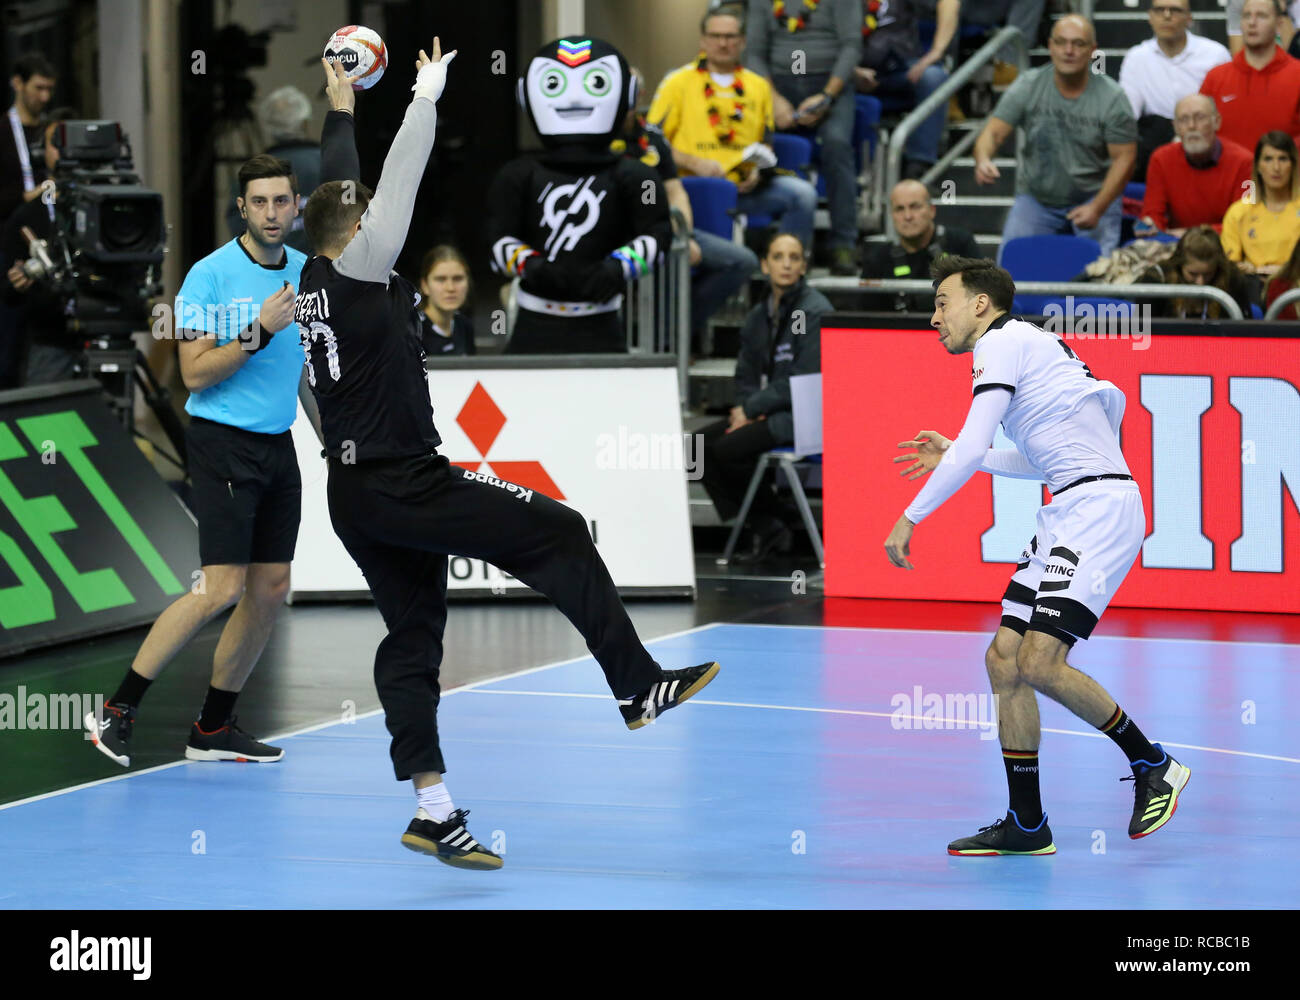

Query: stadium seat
left=717, top=373, right=824, bottom=569
left=1122, top=232, right=1179, bottom=245
left=680, top=176, right=739, bottom=242
left=717, top=448, right=824, bottom=569
left=772, top=133, right=815, bottom=178
left=1000, top=234, right=1103, bottom=315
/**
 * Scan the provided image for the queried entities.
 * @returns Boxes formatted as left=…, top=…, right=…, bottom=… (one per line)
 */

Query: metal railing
left=810, top=277, right=1245, bottom=320
left=621, top=222, right=693, bottom=402
left=882, top=25, right=1028, bottom=239
left=1264, top=287, right=1300, bottom=320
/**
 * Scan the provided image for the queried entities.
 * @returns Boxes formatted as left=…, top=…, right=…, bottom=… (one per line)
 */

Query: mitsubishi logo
left=449, top=382, right=566, bottom=499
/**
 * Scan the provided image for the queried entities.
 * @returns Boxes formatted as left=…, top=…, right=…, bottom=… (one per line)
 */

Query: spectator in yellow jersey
left=648, top=5, right=817, bottom=250
left=1221, top=129, right=1300, bottom=277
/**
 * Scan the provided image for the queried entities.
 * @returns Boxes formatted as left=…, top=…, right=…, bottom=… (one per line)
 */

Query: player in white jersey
left=883, top=256, right=1190, bottom=856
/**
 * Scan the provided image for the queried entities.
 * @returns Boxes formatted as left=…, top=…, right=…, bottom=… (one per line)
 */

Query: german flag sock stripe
left=1002, top=749, right=1043, bottom=826
left=1099, top=706, right=1162, bottom=767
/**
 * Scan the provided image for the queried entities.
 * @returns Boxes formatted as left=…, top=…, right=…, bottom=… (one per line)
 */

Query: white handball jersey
left=903, top=314, right=1133, bottom=526
left=969, top=315, right=1130, bottom=494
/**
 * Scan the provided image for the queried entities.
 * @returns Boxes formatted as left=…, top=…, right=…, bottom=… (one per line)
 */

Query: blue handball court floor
left=1, top=623, right=1296, bottom=909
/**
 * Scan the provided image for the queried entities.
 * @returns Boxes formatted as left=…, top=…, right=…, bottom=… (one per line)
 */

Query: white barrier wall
left=289, top=364, right=696, bottom=598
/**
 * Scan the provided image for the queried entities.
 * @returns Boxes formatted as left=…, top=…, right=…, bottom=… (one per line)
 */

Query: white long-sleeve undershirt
left=904, top=388, right=1016, bottom=525
left=979, top=447, right=1044, bottom=481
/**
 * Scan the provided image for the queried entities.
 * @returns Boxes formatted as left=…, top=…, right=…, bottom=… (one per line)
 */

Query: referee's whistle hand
left=259, top=284, right=297, bottom=334
left=884, top=515, right=915, bottom=570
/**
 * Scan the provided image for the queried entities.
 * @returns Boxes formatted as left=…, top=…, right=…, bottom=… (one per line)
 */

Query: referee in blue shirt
left=84, top=155, right=321, bottom=767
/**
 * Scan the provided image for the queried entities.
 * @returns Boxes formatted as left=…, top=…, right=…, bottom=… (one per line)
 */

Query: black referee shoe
left=947, top=811, right=1056, bottom=856
left=619, top=661, right=720, bottom=730
left=1124, top=744, right=1191, bottom=839
left=184, top=716, right=284, bottom=762
left=84, top=701, right=136, bottom=768
left=401, top=808, right=503, bottom=870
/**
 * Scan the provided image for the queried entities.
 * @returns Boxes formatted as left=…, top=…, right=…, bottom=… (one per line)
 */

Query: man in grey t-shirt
left=974, top=14, right=1137, bottom=260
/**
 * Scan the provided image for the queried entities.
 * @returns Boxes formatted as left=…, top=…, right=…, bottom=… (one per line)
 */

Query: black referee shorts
left=186, top=416, right=302, bottom=567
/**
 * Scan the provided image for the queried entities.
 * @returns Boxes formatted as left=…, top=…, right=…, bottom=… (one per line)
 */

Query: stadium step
left=935, top=196, right=1015, bottom=234
left=945, top=157, right=1018, bottom=197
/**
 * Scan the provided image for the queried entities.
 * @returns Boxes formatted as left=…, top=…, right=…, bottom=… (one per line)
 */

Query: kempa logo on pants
left=50, top=931, right=151, bottom=980
left=462, top=468, right=533, bottom=502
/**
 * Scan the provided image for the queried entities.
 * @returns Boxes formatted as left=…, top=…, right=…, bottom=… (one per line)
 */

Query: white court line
left=0, top=622, right=725, bottom=814
left=466, top=689, right=1300, bottom=765
left=713, top=621, right=1300, bottom=650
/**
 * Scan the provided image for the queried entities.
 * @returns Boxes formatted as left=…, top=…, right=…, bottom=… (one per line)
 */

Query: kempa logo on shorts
left=1035, top=605, right=1061, bottom=618
left=50, top=931, right=151, bottom=980
left=462, top=468, right=533, bottom=503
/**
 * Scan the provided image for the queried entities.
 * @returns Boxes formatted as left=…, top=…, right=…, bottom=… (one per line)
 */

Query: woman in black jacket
left=417, top=244, right=477, bottom=356
left=699, top=232, right=831, bottom=562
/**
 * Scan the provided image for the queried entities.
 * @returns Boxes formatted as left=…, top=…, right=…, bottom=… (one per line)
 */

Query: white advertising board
left=289, top=365, right=695, bottom=598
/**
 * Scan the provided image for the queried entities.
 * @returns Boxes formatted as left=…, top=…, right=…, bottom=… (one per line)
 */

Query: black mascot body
left=487, top=37, right=670, bottom=353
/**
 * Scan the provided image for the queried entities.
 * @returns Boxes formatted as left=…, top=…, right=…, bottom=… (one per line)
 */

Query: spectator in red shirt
left=1200, top=0, right=1300, bottom=153
left=1137, top=94, right=1254, bottom=236
left=1263, top=233, right=1300, bottom=316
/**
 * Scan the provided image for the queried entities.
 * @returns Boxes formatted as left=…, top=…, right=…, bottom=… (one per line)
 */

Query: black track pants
left=327, top=453, right=662, bottom=780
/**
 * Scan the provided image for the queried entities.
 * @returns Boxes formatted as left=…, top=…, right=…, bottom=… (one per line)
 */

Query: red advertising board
left=823, top=324, right=1300, bottom=613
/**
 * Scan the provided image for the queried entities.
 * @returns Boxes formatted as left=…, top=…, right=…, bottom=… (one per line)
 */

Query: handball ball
left=324, top=25, right=388, bottom=90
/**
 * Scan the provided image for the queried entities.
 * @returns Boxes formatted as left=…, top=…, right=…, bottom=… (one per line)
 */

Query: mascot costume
left=487, top=37, right=670, bottom=353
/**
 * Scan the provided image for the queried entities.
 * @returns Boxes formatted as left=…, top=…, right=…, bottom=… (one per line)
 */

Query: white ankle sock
left=415, top=781, right=454, bottom=823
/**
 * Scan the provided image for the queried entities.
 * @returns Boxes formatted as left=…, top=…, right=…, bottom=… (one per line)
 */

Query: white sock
left=415, top=780, right=454, bottom=823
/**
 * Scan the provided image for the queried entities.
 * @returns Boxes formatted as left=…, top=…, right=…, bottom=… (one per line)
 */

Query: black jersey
left=296, top=255, right=441, bottom=461
left=419, top=310, right=476, bottom=356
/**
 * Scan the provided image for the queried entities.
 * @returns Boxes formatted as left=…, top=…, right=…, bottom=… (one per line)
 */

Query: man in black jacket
left=699, top=231, right=829, bottom=561
left=860, top=179, right=981, bottom=312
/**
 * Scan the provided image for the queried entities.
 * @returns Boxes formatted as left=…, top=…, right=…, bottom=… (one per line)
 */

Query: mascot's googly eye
left=583, top=66, right=612, bottom=98
left=541, top=69, right=567, bottom=98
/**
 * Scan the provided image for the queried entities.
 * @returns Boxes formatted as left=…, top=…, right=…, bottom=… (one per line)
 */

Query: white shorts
left=1000, top=480, right=1145, bottom=644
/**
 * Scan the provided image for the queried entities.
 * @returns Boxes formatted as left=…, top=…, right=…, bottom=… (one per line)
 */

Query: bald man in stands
left=860, top=180, right=980, bottom=312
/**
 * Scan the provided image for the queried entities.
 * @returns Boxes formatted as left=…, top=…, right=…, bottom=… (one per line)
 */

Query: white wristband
left=412, top=52, right=456, bottom=104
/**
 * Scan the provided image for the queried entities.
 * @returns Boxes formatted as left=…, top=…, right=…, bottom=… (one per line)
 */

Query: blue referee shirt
left=177, top=237, right=308, bottom=434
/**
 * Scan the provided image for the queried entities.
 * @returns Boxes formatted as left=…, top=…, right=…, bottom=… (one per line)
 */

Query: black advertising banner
left=0, top=382, right=198, bottom=659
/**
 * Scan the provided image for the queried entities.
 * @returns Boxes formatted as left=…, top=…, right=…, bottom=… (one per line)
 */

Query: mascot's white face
left=526, top=53, right=624, bottom=137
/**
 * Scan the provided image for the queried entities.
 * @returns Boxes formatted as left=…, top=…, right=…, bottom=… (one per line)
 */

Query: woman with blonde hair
left=1220, top=131, right=1300, bottom=278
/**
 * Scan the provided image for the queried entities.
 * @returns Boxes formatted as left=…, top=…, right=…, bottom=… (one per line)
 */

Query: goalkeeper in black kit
left=297, top=41, right=719, bottom=870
